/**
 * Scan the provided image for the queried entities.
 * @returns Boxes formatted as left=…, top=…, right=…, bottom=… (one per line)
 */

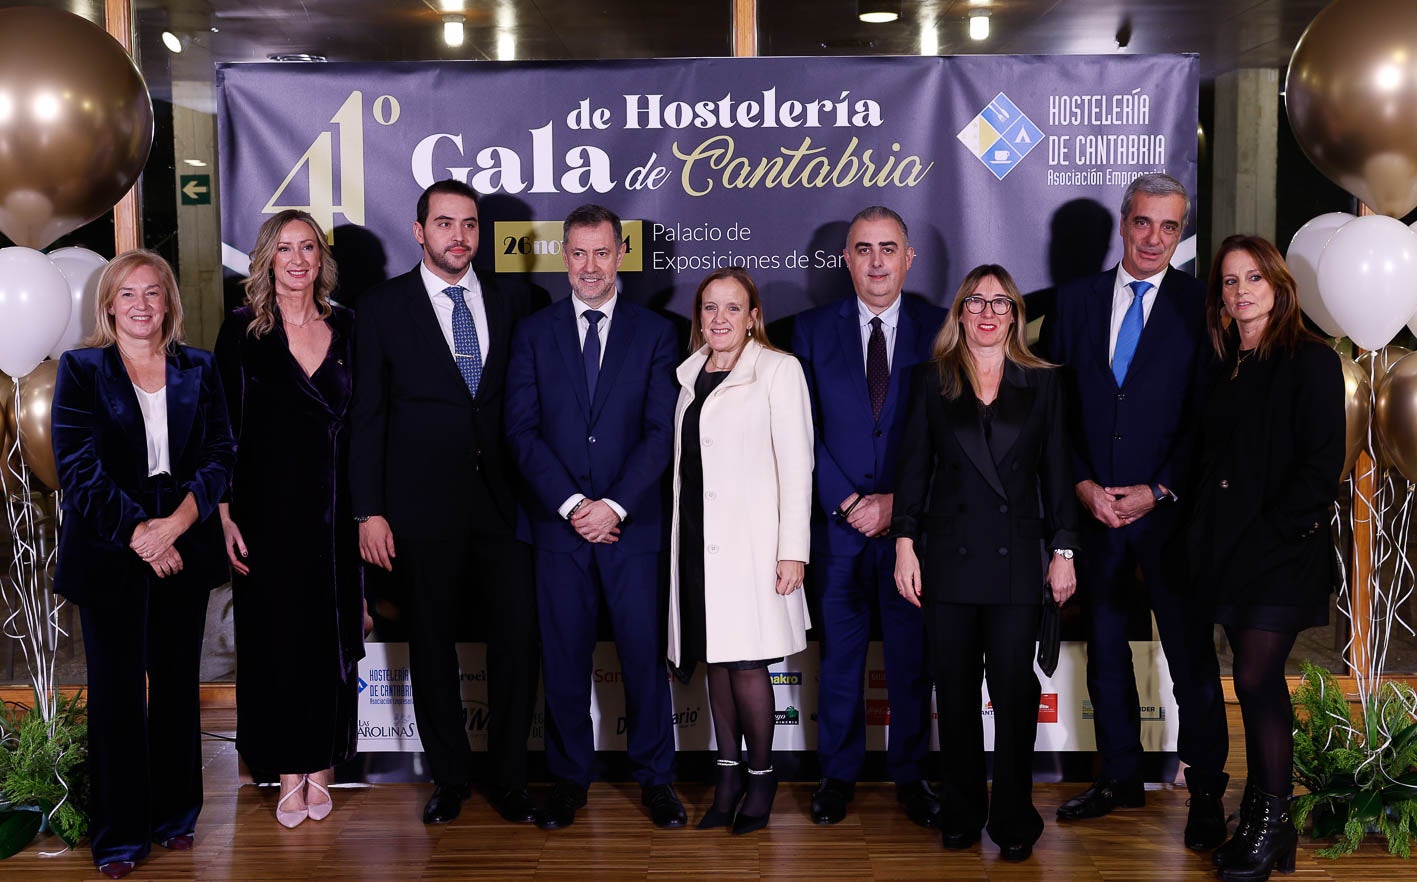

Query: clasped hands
left=837, top=492, right=893, bottom=538
left=1075, top=479, right=1157, bottom=528
left=130, top=517, right=185, bottom=578
left=572, top=499, right=621, bottom=544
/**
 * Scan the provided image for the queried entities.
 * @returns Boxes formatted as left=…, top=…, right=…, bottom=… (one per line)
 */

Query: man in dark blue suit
left=1044, top=174, right=1228, bottom=850
left=792, top=206, right=947, bottom=827
left=505, top=204, right=686, bottom=830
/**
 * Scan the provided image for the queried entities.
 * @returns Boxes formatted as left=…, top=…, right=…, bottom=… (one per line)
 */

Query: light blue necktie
left=1111, top=280, right=1150, bottom=386
left=444, top=285, right=483, bottom=395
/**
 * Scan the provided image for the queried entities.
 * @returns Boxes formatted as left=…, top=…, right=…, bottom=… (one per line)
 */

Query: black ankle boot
left=1184, top=769, right=1229, bottom=850
left=1214, top=782, right=1259, bottom=868
left=731, top=766, right=776, bottom=835
left=1218, top=790, right=1297, bottom=881
left=697, top=759, right=744, bottom=829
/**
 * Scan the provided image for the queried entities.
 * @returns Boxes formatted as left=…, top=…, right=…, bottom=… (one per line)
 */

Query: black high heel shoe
left=697, top=759, right=745, bottom=829
left=1218, top=790, right=1297, bottom=881
left=731, top=766, right=776, bottom=835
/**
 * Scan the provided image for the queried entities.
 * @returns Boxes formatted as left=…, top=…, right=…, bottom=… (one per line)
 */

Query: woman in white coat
left=668, top=266, right=813, bottom=835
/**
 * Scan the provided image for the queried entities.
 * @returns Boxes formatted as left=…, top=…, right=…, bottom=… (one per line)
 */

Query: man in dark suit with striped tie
left=350, top=179, right=540, bottom=826
left=1043, top=173, right=1228, bottom=851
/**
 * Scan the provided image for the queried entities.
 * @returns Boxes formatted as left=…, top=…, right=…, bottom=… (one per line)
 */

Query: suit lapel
left=1089, top=269, right=1119, bottom=387
left=591, top=302, right=635, bottom=420
left=883, top=300, right=921, bottom=426
left=1124, top=269, right=1179, bottom=381
left=405, top=268, right=474, bottom=402
left=949, top=392, right=1007, bottom=499
left=166, top=351, right=201, bottom=464
left=552, top=299, right=592, bottom=416
left=99, top=346, right=146, bottom=467
left=988, top=362, right=1035, bottom=464
left=478, top=271, right=510, bottom=384
left=833, top=300, right=875, bottom=425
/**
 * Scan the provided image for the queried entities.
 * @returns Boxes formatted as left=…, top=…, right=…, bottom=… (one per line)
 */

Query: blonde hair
left=242, top=210, right=338, bottom=337
left=688, top=266, right=782, bottom=354
left=932, top=264, right=1052, bottom=399
left=86, top=250, right=186, bottom=353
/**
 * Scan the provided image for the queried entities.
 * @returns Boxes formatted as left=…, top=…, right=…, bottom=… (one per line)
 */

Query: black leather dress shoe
left=422, top=782, right=471, bottom=824
left=897, top=780, right=941, bottom=828
left=491, top=785, right=539, bottom=824
left=642, top=783, right=688, bottom=828
left=537, top=782, right=588, bottom=830
left=940, top=828, right=981, bottom=850
left=1055, top=779, right=1145, bottom=820
left=999, top=842, right=1033, bottom=861
left=810, top=778, right=854, bottom=824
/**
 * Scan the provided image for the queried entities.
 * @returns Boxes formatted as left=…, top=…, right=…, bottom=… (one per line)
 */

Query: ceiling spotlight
left=969, top=13, right=990, bottom=41
left=920, top=27, right=939, bottom=56
left=439, top=0, right=462, bottom=10
left=443, top=15, right=465, bottom=48
left=161, top=31, right=182, bottom=54
left=859, top=0, right=901, bottom=24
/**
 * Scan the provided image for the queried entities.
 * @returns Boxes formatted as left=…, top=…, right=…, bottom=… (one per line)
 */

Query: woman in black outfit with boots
left=1184, top=235, right=1344, bottom=881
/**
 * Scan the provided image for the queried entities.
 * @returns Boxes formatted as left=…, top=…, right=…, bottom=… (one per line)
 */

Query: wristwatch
left=1052, top=548, right=1075, bottom=560
left=1150, top=483, right=1173, bottom=505
left=354, top=515, right=373, bottom=524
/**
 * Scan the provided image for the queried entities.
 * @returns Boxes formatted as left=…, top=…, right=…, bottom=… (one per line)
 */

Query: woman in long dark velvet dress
left=215, top=209, right=363, bottom=828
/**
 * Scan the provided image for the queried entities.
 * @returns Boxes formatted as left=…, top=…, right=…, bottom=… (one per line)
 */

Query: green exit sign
left=179, top=174, right=211, bottom=205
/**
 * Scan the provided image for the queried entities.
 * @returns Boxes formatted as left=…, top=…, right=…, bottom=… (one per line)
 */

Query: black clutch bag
left=1037, top=583, right=1060, bottom=677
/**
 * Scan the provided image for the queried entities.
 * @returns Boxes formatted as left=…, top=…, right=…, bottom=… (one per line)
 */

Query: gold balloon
left=1286, top=0, right=1417, bottom=217
left=1340, top=355, right=1372, bottom=480
left=1357, top=346, right=1409, bottom=470
left=0, top=8, right=153, bottom=249
left=14, top=361, right=59, bottom=492
left=0, top=372, right=18, bottom=495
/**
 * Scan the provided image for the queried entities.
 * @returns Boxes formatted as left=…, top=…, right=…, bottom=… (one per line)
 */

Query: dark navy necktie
left=444, top=285, right=482, bottom=395
left=1112, top=280, right=1150, bottom=385
left=583, top=309, right=605, bottom=398
left=867, top=316, right=888, bottom=421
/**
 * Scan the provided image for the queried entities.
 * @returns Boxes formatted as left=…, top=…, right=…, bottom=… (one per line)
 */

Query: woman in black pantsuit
left=1184, top=236, right=1344, bottom=882
left=893, top=264, right=1078, bottom=862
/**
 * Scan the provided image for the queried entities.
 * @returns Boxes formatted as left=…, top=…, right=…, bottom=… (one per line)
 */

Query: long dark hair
left=1205, top=235, right=1321, bottom=359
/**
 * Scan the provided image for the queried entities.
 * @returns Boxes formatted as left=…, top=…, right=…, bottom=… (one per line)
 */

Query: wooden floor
left=2, top=708, right=1410, bottom=880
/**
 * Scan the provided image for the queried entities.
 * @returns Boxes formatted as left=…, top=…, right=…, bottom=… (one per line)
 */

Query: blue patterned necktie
left=583, top=309, right=605, bottom=398
left=1111, top=280, right=1151, bottom=386
left=444, top=285, right=482, bottom=395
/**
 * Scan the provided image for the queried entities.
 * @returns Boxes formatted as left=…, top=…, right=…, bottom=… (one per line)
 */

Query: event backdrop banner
left=217, top=55, right=1198, bottom=314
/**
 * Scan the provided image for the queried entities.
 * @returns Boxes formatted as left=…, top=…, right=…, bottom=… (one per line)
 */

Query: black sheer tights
left=706, top=664, right=777, bottom=816
left=1226, top=625, right=1299, bottom=795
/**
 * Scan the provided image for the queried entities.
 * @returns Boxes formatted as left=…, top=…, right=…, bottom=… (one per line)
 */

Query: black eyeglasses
left=962, top=296, right=1014, bottom=316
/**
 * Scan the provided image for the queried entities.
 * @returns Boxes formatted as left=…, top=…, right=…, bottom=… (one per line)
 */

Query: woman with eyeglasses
left=893, top=264, right=1079, bottom=861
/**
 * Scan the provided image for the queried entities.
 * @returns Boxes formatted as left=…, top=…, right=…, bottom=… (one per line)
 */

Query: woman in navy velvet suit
left=892, top=265, right=1078, bottom=861
left=215, top=210, right=361, bottom=828
left=52, top=250, right=234, bottom=879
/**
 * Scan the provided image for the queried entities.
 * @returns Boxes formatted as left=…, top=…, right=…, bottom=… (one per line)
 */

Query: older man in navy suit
left=792, top=206, right=947, bottom=828
left=1043, top=173, right=1228, bottom=851
left=505, top=204, right=685, bottom=831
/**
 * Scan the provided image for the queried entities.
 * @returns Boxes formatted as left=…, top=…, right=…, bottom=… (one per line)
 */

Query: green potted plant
left=1292, top=660, right=1417, bottom=857
left=0, top=689, right=88, bottom=858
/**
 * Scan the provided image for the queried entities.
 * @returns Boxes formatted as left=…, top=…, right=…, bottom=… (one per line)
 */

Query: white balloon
left=45, top=246, right=107, bottom=358
left=0, top=247, right=70, bottom=377
left=1288, top=212, right=1354, bottom=337
left=1317, top=215, right=1417, bottom=351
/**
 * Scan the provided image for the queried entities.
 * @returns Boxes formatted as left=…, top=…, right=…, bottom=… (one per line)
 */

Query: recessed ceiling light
left=859, top=1, right=901, bottom=24
left=161, top=31, right=182, bottom=54
left=443, top=16, right=465, bottom=48
left=969, top=13, right=990, bottom=41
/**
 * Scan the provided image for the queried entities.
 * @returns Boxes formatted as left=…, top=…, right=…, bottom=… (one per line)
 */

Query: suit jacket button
left=998, top=547, right=1009, bottom=556
left=865, top=473, right=874, bottom=480
left=1113, top=433, right=1123, bottom=440
left=1219, top=479, right=1229, bottom=489
left=705, top=491, right=716, bottom=501
left=1116, top=393, right=1126, bottom=400
left=958, top=546, right=968, bottom=555
left=873, top=430, right=883, bottom=437
left=707, top=544, right=720, bottom=554
left=703, top=437, right=713, bottom=447
left=588, top=435, right=597, bottom=444
left=999, top=504, right=1008, bottom=513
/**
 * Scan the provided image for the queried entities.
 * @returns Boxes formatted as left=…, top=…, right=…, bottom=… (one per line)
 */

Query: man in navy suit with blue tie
left=505, top=204, right=686, bottom=831
left=792, top=206, right=947, bottom=827
left=1044, top=174, right=1228, bottom=850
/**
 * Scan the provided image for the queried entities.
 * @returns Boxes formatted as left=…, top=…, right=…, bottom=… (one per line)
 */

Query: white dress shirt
left=420, top=262, right=490, bottom=361
left=1107, top=266, right=1169, bottom=366
left=857, top=294, right=901, bottom=372
left=132, top=384, right=171, bottom=477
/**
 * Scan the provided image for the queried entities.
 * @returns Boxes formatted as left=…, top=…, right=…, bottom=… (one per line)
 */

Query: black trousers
left=81, top=581, right=209, bottom=866
left=399, top=533, right=538, bottom=791
left=928, top=601, right=1044, bottom=847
